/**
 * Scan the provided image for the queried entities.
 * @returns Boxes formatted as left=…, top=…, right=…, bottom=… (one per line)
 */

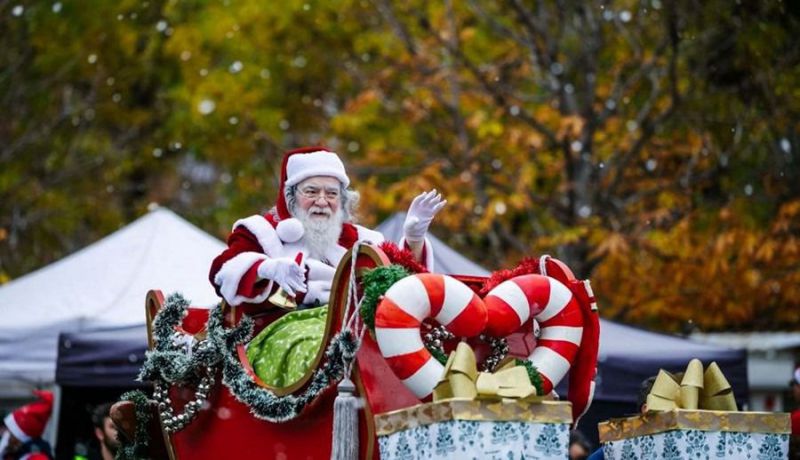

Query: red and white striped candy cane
left=374, top=273, right=487, bottom=399
left=484, top=274, right=583, bottom=399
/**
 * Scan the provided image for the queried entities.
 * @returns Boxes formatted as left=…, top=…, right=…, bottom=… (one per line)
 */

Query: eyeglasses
left=298, top=186, right=340, bottom=201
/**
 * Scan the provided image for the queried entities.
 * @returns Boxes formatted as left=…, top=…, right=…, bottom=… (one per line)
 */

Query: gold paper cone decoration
left=646, top=370, right=681, bottom=411
left=433, top=342, right=539, bottom=403
left=701, top=362, right=738, bottom=411
left=679, top=359, right=704, bottom=409
left=645, top=360, right=738, bottom=412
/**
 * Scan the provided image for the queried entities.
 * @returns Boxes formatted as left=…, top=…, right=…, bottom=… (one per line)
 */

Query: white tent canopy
left=0, top=208, right=225, bottom=389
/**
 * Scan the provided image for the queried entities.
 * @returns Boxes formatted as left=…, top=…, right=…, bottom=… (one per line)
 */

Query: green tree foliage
left=1, top=0, right=798, bottom=331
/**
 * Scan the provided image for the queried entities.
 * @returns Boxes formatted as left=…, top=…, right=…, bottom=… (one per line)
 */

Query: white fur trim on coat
left=233, top=215, right=283, bottom=257
left=400, top=236, right=435, bottom=271
left=214, top=251, right=273, bottom=306
left=356, top=226, right=385, bottom=246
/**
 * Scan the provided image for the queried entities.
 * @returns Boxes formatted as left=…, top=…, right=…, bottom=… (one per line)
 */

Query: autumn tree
left=330, top=0, right=800, bottom=331
left=1, top=0, right=798, bottom=331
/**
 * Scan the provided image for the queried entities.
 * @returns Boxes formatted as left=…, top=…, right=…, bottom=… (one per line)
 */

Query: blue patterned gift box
left=375, top=399, right=572, bottom=460
left=599, top=410, right=791, bottom=460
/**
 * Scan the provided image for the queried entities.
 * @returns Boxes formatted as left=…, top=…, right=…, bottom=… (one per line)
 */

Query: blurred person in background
left=88, top=403, right=118, bottom=460
left=1, top=390, right=54, bottom=460
left=569, top=429, right=592, bottom=460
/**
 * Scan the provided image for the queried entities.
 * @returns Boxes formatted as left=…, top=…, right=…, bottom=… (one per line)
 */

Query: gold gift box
left=598, top=409, right=791, bottom=443
left=375, top=399, right=572, bottom=437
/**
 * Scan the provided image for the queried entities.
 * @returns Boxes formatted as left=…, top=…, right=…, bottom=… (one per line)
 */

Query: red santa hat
left=274, top=146, right=350, bottom=220
left=3, top=390, right=53, bottom=442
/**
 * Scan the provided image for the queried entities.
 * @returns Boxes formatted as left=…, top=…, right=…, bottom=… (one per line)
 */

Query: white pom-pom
left=276, top=218, right=304, bottom=243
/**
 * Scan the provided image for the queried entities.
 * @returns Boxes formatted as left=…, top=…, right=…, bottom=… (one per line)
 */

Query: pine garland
left=115, top=390, right=152, bottom=460
left=138, top=293, right=222, bottom=385
left=139, top=292, right=363, bottom=423
left=429, top=347, right=448, bottom=365
left=359, top=265, right=410, bottom=331
left=516, top=359, right=545, bottom=396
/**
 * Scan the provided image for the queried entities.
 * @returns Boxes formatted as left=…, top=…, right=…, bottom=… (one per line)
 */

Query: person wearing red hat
left=209, top=147, right=444, bottom=387
left=209, top=147, right=443, bottom=308
left=1, top=390, right=54, bottom=460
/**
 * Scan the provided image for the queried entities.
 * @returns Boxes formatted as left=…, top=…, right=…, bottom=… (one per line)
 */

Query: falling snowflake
left=229, top=61, right=243, bottom=73
left=198, top=99, right=216, bottom=115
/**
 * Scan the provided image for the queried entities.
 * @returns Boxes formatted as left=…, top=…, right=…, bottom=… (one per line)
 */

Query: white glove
left=304, top=280, right=331, bottom=306
left=257, top=257, right=306, bottom=297
left=403, top=189, right=447, bottom=242
left=306, top=258, right=336, bottom=283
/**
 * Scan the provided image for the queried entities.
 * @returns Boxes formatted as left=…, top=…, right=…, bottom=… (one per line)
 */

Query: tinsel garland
left=479, top=257, right=540, bottom=296
left=378, top=241, right=428, bottom=274
left=140, top=292, right=364, bottom=423
left=115, top=390, right=152, bottom=460
left=359, top=264, right=410, bottom=331
left=138, top=293, right=222, bottom=385
left=516, top=359, right=545, bottom=396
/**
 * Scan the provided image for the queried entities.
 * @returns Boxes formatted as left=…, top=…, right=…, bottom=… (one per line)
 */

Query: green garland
left=359, top=265, right=410, bottom=331
left=139, top=292, right=362, bottom=423
left=138, top=293, right=222, bottom=385
left=115, top=390, right=152, bottom=460
left=429, top=347, right=449, bottom=365
left=516, top=359, right=545, bottom=396
left=206, top=303, right=360, bottom=422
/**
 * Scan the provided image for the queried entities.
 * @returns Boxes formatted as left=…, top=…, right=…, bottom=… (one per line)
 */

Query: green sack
left=246, top=306, right=328, bottom=388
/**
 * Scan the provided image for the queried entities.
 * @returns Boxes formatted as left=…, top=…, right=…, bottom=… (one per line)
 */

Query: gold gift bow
left=432, top=342, right=541, bottom=402
left=646, top=359, right=738, bottom=412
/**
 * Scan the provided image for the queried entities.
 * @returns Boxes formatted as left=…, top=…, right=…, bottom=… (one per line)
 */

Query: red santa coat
left=209, top=212, right=387, bottom=306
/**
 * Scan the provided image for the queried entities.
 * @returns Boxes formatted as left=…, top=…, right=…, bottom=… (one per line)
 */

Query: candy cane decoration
left=484, top=274, right=587, bottom=415
left=374, top=274, right=487, bottom=399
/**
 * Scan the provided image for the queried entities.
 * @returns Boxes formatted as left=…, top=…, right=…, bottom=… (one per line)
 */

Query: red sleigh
left=115, top=243, right=599, bottom=459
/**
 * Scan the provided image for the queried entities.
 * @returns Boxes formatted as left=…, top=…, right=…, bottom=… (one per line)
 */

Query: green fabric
left=246, top=306, right=328, bottom=388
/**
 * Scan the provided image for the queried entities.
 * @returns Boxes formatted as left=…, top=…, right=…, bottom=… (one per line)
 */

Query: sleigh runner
left=114, top=242, right=600, bottom=459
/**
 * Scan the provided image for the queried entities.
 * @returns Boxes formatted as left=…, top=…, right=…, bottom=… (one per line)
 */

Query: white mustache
left=309, top=206, right=332, bottom=216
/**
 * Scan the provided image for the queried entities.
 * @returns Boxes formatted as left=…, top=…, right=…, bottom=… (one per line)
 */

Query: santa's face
left=296, top=176, right=341, bottom=219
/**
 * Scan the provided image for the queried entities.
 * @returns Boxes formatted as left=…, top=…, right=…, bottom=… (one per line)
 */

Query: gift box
left=375, top=399, right=573, bottom=460
left=598, top=359, right=791, bottom=459
left=598, top=409, right=791, bottom=459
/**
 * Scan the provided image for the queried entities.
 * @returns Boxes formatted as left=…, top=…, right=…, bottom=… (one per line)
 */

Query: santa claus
left=209, top=146, right=445, bottom=309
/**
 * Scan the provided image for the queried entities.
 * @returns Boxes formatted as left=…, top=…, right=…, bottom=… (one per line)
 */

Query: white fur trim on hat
left=285, top=151, right=350, bottom=188
left=4, top=412, right=31, bottom=443
left=276, top=218, right=304, bottom=243
left=794, top=367, right=800, bottom=385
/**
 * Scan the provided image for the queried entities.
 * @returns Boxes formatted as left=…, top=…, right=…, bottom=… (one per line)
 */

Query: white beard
left=293, top=206, right=344, bottom=262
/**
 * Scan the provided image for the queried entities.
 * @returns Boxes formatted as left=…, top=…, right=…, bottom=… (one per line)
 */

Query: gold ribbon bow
left=432, top=342, right=539, bottom=402
left=646, top=359, right=737, bottom=412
